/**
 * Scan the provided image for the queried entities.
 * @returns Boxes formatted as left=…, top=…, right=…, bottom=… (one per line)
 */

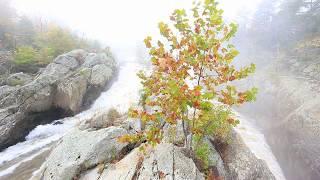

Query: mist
left=0, top=0, right=320, bottom=179
left=12, top=0, right=261, bottom=53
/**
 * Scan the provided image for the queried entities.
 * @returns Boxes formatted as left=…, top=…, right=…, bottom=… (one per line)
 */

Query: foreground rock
left=31, top=126, right=128, bottom=180
left=0, top=49, right=116, bottom=150
left=215, top=130, right=276, bottom=180
left=80, top=143, right=205, bottom=180
left=78, top=128, right=275, bottom=180
left=31, top=113, right=278, bottom=180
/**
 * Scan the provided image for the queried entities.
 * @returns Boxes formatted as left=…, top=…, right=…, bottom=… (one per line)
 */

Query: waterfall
left=0, top=62, right=143, bottom=178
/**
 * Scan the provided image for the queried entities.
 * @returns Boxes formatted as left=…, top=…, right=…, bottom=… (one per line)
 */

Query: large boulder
left=215, top=130, right=276, bottom=180
left=138, top=143, right=205, bottom=180
left=91, top=147, right=143, bottom=180
left=80, top=143, right=205, bottom=180
left=0, top=49, right=117, bottom=150
left=54, top=73, right=88, bottom=113
left=34, top=126, right=128, bottom=180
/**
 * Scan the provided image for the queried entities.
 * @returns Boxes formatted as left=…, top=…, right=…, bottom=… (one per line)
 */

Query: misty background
left=1, top=0, right=320, bottom=179
left=10, top=0, right=262, bottom=61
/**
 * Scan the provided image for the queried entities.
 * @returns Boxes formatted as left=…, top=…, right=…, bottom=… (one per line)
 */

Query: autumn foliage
left=119, top=0, right=257, bottom=148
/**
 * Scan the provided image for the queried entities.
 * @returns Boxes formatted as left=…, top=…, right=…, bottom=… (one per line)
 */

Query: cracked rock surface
left=217, top=130, right=276, bottom=180
left=0, top=49, right=116, bottom=150
left=81, top=143, right=205, bottom=180
left=34, top=118, right=278, bottom=180
left=31, top=126, right=128, bottom=180
left=138, top=143, right=205, bottom=180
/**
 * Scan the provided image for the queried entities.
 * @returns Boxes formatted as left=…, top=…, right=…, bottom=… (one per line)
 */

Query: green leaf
left=200, top=101, right=213, bottom=111
left=202, top=92, right=215, bottom=99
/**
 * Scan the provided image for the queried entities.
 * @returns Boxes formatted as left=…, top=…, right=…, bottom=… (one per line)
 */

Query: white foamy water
left=0, top=62, right=143, bottom=177
left=90, top=64, right=142, bottom=113
left=0, top=134, right=60, bottom=166
left=235, top=113, right=286, bottom=180
left=0, top=147, right=51, bottom=177
left=0, top=61, right=285, bottom=180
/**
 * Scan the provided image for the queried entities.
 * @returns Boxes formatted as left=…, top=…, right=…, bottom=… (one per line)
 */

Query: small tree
left=14, top=46, right=37, bottom=65
left=35, top=24, right=77, bottom=58
left=119, top=0, right=257, bottom=149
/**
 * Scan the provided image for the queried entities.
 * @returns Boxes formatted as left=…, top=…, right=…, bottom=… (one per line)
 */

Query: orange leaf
left=193, top=100, right=200, bottom=108
left=194, top=89, right=201, bottom=96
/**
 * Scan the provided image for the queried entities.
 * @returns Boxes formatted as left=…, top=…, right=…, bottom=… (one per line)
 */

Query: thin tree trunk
left=189, top=63, right=204, bottom=150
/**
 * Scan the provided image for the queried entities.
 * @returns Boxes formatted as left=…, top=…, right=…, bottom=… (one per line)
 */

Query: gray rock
left=138, top=143, right=205, bottom=180
left=83, top=143, right=205, bottom=180
left=38, top=126, right=128, bottom=180
left=79, top=111, right=112, bottom=130
left=217, top=130, right=276, bottom=180
left=79, top=109, right=125, bottom=131
left=6, top=72, right=33, bottom=86
left=0, top=49, right=117, bottom=150
left=53, top=54, right=79, bottom=70
left=121, top=118, right=142, bottom=133
left=90, top=65, right=113, bottom=87
left=79, top=166, right=102, bottom=180
left=198, top=138, right=226, bottom=178
left=0, top=85, right=15, bottom=100
left=54, top=74, right=88, bottom=113
left=0, top=106, right=25, bottom=148
left=262, top=74, right=320, bottom=179
left=83, top=53, right=116, bottom=68
left=98, top=147, right=143, bottom=180
left=24, top=84, right=54, bottom=112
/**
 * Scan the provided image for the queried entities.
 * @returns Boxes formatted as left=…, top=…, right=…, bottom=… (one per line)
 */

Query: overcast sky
left=12, top=0, right=262, bottom=47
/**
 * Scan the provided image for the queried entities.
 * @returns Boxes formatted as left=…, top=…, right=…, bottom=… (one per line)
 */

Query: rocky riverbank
left=0, top=49, right=117, bottom=150
left=29, top=111, right=277, bottom=180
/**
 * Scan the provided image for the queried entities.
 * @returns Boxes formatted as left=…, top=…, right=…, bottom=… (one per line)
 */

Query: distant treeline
left=0, top=0, right=103, bottom=66
left=238, top=0, right=320, bottom=51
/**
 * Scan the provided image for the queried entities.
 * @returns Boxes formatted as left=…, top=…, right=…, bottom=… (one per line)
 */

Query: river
left=0, top=60, right=285, bottom=179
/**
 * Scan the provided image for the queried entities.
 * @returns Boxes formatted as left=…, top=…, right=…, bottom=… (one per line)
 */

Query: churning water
left=0, top=61, right=285, bottom=179
left=0, top=62, right=143, bottom=179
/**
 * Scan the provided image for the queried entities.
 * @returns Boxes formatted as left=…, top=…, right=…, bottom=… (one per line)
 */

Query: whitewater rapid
left=0, top=61, right=285, bottom=180
left=0, top=62, right=143, bottom=179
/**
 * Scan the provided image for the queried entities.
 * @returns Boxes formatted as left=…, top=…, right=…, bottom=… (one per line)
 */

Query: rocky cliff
left=238, top=37, right=320, bottom=180
left=0, top=49, right=116, bottom=150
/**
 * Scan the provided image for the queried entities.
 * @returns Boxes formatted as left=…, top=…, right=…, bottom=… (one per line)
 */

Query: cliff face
left=238, top=36, right=320, bottom=180
left=265, top=73, right=320, bottom=180
left=0, top=49, right=117, bottom=150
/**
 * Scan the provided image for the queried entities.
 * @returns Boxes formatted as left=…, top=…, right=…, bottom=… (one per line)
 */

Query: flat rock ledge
left=31, top=126, right=128, bottom=180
